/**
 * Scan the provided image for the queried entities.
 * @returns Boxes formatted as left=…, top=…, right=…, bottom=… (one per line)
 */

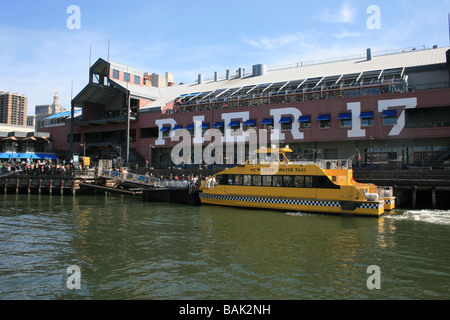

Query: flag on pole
left=356, top=148, right=361, bottom=162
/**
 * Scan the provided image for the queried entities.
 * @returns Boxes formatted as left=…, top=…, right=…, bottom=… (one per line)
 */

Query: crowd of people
left=0, top=158, right=86, bottom=176
left=1, top=158, right=215, bottom=189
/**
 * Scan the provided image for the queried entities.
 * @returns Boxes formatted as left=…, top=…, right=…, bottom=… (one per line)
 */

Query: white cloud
left=317, top=1, right=356, bottom=24
left=334, top=29, right=365, bottom=39
left=242, top=32, right=308, bottom=50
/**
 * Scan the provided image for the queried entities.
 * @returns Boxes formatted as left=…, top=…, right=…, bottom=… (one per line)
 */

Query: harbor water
left=0, top=193, right=449, bottom=300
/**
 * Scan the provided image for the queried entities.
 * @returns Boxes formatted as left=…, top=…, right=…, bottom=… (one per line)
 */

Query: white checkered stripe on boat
left=200, top=193, right=383, bottom=210
left=358, top=202, right=384, bottom=209
left=200, top=193, right=341, bottom=207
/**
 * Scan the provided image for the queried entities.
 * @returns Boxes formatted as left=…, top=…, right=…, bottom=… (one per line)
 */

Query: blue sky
left=1, top=0, right=449, bottom=115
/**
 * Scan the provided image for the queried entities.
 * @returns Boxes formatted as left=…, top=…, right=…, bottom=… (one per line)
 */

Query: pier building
left=40, top=46, right=450, bottom=170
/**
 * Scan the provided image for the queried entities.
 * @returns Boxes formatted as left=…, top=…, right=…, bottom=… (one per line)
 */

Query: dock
left=1, top=167, right=449, bottom=210
left=353, top=168, right=450, bottom=209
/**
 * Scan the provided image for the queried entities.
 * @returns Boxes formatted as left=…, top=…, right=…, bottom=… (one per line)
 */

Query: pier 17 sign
left=154, top=97, right=418, bottom=147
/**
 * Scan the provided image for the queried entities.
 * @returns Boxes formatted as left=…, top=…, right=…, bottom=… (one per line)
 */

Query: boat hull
left=199, top=192, right=385, bottom=217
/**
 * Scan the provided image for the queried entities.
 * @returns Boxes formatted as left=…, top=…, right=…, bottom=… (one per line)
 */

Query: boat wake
left=285, top=211, right=313, bottom=217
left=387, top=210, right=450, bottom=226
left=284, top=211, right=322, bottom=218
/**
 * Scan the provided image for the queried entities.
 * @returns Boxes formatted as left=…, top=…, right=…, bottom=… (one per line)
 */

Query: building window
left=244, top=119, right=257, bottom=130
left=172, top=125, right=183, bottom=137
left=299, top=116, right=311, bottom=130
left=318, top=114, right=331, bottom=129
left=228, top=121, right=240, bottom=130
left=160, top=126, right=171, bottom=138
left=134, top=75, right=140, bottom=85
left=280, top=117, right=292, bottom=131
left=185, top=124, right=195, bottom=135
left=261, top=118, right=273, bottom=130
left=212, top=122, right=224, bottom=134
left=202, top=123, right=210, bottom=134
left=383, top=110, right=397, bottom=125
left=338, top=113, right=352, bottom=128
left=405, top=106, right=450, bottom=128
left=124, top=73, right=130, bottom=82
left=112, top=69, right=119, bottom=79
left=361, top=112, right=374, bottom=127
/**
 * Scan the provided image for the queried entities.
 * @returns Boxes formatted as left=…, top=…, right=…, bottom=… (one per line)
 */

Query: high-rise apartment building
left=0, top=91, right=28, bottom=126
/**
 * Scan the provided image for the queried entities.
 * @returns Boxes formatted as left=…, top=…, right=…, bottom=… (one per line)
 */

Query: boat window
left=216, top=175, right=228, bottom=185
left=243, top=175, right=252, bottom=186
left=283, top=176, right=294, bottom=187
left=315, top=176, right=328, bottom=187
left=293, top=176, right=304, bottom=188
left=313, top=176, right=340, bottom=189
left=234, top=175, right=243, bottom=186
left=262, top=176, right=272, bottom=187
left=272, top=176, right=282, bottom=187
left=305, top=176, right=313, bottom=188
left=253, top=175, right=262, bottom=186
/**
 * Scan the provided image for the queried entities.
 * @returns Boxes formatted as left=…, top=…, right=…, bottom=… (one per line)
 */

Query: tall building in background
left=35, top=90, right=67, bottom=130
left=0, top=91, right=28, bottom=126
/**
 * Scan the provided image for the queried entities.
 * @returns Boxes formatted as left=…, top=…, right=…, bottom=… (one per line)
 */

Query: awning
left=185, top=124, right=194, bottom=130
left=213, top=122, right=224, bottom=128
left=360, top=112, right=374, bottom=119
left=261, top=118, right=273, bottom=125
left=279, top=117, right=292, bottom=124
left=0, top=153, right=56, bottom=160
left=202, top=123, right=210, bottom=129
left=244, top=120, right=256, bottom=126
left=172, top=125, right=183, bottom=130
left=228, top=121, right=240, bottom=127
left=160, top=126, right=171, bottom=132
left=298, top=116, right=311, bottom=122
left=382, top=110, right=397, bottom=117
left=338, top=113, right=352, bottom=120
left=0, top=153, right=30, bottom=159
left=36, top=153, right=57, bottom=160
left=317, top=114, right=331, bottom=121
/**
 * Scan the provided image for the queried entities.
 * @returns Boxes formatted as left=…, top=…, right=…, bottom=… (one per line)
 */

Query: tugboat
left=199, top=147, right=395, bottom=216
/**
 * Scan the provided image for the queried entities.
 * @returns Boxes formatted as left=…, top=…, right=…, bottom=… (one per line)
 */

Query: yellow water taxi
left=199, top=147, right=395, bottom=216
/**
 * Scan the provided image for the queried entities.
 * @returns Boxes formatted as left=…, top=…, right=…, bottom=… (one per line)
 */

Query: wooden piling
left=431, top=187, right=437, bottom=210
left=412, top=186, right=417, bottom=209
